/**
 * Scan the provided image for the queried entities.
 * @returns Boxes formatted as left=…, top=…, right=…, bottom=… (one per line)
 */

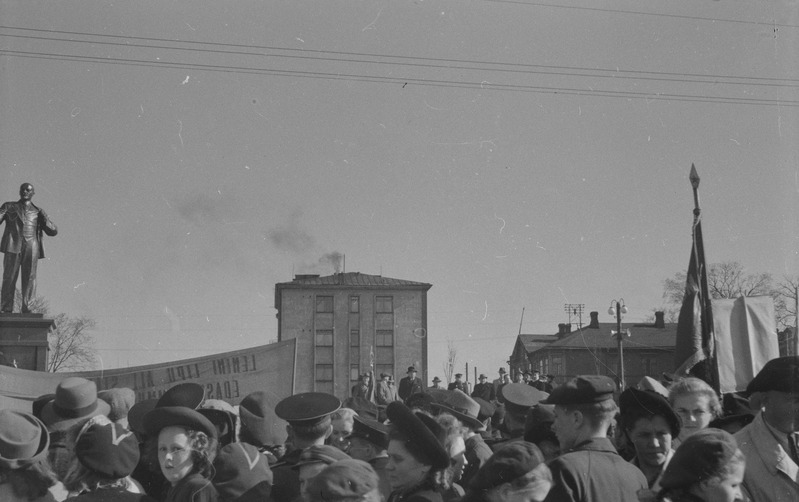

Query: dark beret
left=386, top=402, right=450, bottom=469
left=619, top=387, right=680, bottom=438
left=660, top=428, right=739, bottom=489
left=143, top=406, right=217, bottom=439
left=127, top=398, right=158, bottom=435
left=541, top=375, right=615, bottom=405
left=76, top=421, right=139, bottom=479
left=468, top=441, right=545, bottom=491
left=306, top=459, right=379, bottom=502
left=349, top=415, right=389, bottom=450
left=274, top=392, right=341, bottom=424
left=746, top=356, right=799, bottom=394
left=213, top=442, right=273, bottom=501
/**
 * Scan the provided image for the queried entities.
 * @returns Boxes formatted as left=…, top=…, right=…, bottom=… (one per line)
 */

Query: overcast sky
left=1, top=1, right=797, bottom=382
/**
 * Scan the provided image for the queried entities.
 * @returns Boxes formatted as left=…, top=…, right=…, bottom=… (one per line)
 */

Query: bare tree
left=776, top=275, right=799, bottom=330
left=14, top=291, right=98, bottom=372
left=659, top=261, right=791, bottom=328
left=442, top=339, right=457, bottom=384
left=47, top=314, right=98, bottom=372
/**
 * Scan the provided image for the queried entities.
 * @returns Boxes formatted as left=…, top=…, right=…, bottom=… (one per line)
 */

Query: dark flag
left=674, top=166, right=716, bottom=388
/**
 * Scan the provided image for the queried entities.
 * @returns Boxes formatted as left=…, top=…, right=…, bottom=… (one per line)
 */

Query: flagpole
left=689, top=165, right=720, bottom=394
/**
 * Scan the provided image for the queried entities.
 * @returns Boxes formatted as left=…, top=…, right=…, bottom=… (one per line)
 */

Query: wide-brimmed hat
left=432, top=389, right=483, bottom=430
left=156, top=382, right=205, bottom=409
left=0, top=410, right=50, bottom=469
left=386, top=401, right=449, bottom=469
left=498, top=368, right=507, bottom=374
left=709, top=393, right=755, bottom=430
left=40, top=377, right=111, bottom=431
left=620, top=387, right=680, bottom=437
left=406, top=366, right=417, bottom=374
left=239, top=391, right=288, bottom=446
left=127, top=398, right=158, bottom=435
left=76, top=420, right=140, bottom=478
left=745, top=355, right=799, bottom=394
left=143, top=406, right=217, bottom=439
left=432, top=376, right=442, bottom=383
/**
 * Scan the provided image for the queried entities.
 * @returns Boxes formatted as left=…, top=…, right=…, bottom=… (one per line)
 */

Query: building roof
left=276, top=272, right=432, bottom=289
left=518, top=334, right=560, bottom=353
left=542, top=322, right=677, bottom=351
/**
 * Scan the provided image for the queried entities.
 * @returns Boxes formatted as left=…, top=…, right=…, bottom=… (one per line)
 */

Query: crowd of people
left=1, top=356, right=797, bottom=502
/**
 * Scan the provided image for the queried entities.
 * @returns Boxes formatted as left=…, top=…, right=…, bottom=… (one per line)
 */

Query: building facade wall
left=529, top=348, right=673, bottom=387
left=277, top=284, right=427, bottom=398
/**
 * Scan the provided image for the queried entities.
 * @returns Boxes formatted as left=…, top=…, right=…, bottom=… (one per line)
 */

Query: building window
left=316, top=296, right=334, bottom=313
left=551, top=356, right=564, bottom=376
left=351, top=365, right=360, bottom=382
left=350, top=296, right=359, bottom=313
left=375, top=330, right=393, bottom=347
left=642, top=356, right=657, bottom=376
left=315, top=330, right=333, bottom=346
left=316, top=364, right=333, bottom=381
left=350, top=329, right=360, bottom=369
left=376, top=296, right=393, bottom=313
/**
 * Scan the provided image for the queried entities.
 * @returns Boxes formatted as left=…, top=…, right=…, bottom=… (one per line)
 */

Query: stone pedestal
left=0, top=313, right=54, bottom=371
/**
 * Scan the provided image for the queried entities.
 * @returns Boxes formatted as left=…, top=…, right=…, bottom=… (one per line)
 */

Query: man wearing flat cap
left=398, top=366, right=424, bottom=404
left=346, top=415, right=392, bottom=500
left=272, top=392, right=341, bottom=502
left=734, top=355, right=799, bottom=501
left=541, top=375, right=647, bottom=502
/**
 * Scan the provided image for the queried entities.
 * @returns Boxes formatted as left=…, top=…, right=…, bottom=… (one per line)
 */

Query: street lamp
left=608, top=299, right=630, bottom=390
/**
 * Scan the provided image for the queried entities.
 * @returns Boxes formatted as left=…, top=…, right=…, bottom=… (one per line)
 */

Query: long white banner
left=0, top=339, right=297, bottom=412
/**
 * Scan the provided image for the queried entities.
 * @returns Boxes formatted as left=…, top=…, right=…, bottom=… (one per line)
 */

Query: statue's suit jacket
left=0, top=201, right=58, bottom=257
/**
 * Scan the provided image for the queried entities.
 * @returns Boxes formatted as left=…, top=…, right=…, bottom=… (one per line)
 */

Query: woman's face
left=449, top=436, right=468, bottom=483
left=158, top=426, right=194, bottom=486
left=673, top=393, right=713, bottom=441
left=694, top=459, right=745, bottom=502
left=628, top=415, right=672, bottom=468
left=386, top=439, right=431, bottom=492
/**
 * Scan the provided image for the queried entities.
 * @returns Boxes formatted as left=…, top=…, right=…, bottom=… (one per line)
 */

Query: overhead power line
left=1, top=26, right=796, bottom=107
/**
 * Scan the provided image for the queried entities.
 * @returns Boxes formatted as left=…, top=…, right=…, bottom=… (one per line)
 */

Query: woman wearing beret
left=142, top=406, right=220, bottom=502
left=63, top=416, right=156, bottom=501
left=0, top=410, right=59, bottom=502
left=461, top=441, right=551, bottom=502
left=657, top=428, right=745, bottom=502
left=385, top=402, right=451, bottom=502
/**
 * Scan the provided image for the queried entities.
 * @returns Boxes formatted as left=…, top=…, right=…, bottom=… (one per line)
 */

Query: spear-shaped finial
left=690, top=164, right=701, bottom=217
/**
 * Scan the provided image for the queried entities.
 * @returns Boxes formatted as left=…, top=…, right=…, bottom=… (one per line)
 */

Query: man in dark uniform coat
left=447, top=373, right=467, bottom=392
left=471, top=373, right=496, bottom=402
left=346, top=415, right=392, bottom=501
left=529, top=369, right=548, bottom=391
left=0, top=183, right=57, bottom=313
left=397, top=366, right=424, bottom=403
left=272, top=392, right=341, bottom=502
left=542, top=375, right=647, bottom=502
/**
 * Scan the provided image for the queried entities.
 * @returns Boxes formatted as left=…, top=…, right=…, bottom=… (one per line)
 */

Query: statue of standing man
left=0, top=183, right=57, bottom=313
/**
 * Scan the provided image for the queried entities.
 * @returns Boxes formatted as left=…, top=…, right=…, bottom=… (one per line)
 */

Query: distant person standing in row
left=398, top=366, right=424, bottom=404
left=448, top=374, right=467, bottom=393
left=472, top=374, right=496, bottom=402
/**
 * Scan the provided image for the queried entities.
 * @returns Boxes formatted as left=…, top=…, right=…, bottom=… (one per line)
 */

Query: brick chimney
left=654, top=311, right=665, bottom=328
left=588, top=311, right=600, bottom=328
left=557, top=323, right=572, bottom=336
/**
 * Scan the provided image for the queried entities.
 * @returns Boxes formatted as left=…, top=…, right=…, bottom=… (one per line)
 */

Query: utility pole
left=608, top=299, right=629, bottom=390
left=564, top=304, right=585, bottom=329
